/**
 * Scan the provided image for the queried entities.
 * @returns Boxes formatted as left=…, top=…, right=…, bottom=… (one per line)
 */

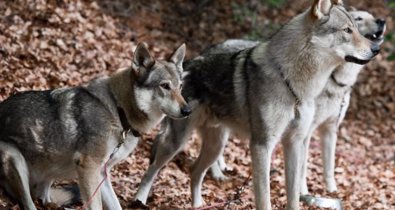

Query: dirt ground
left=0, top=0, right=394, bottom=209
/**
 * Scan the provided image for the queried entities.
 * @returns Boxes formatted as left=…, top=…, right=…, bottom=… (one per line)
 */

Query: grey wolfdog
left=135, top=0, right=380, bottom=209
left=0, top=42, right=190, bottom=210
left=205, top=9, right=386, bottom=195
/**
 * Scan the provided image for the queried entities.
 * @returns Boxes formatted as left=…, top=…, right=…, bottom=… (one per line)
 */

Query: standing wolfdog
left=0, top=42, right=190, bottom=210
left=135, top=0, right=380, bottom=209
left=205, top=9, right=386, bottom=195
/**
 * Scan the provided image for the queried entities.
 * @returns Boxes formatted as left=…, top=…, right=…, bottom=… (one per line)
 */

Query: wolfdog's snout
left=376, top=18, right=386, bottom=27
left=371, top=44, right=380, bottom=56
left=181, top=105, right=192, bottom=117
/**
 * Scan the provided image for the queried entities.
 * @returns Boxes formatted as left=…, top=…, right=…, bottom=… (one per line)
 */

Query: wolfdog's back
left=0, top=88, right=111, bottom=159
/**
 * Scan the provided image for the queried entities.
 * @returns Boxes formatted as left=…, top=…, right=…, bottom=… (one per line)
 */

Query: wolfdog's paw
left=326, top=178, right=338, bottom=192
left=210, top=163, right=229, bottom=181
left=217, top=160, right=229, bottom=172
left=300, top=184, right=309, bottom=195
left=212, top=172, right=229, bottom=181
left=327, top=184, right=338, bottom=193
left=128, top=199, right=149, bottom=210
left=192, top=197, right=206, bottom=208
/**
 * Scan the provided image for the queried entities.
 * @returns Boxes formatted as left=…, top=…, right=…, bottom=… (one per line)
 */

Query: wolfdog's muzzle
left=345, top=43, right=380, bottom=65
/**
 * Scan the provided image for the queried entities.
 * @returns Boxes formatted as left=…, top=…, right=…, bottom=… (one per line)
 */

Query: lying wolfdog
left=0, top=42, right=190, bottom=210
left=205, top=9, right=386, bottom=195
left=135, top=0, right=380, bottom=209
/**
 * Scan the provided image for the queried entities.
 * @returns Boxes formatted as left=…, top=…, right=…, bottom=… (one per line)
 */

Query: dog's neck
left=116, top=107, right=141, bottom=137
left=266, top=26, right=344, bottom=100
left=325, top=62, right=364, bottom=95
left=332, top=63, right=363, bottom=87
left=108, top=68, right=149, bottom=134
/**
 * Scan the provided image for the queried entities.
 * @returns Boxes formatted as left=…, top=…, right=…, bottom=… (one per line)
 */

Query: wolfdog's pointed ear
left=331, top=0, right=343, bottom=6
left=132, top=42, right=155, bottom=73
left=170, top=43, right=186, bottom=68
left=348, top=6, right=357, bottom=11
left=311, top=0, right=332, bottom=19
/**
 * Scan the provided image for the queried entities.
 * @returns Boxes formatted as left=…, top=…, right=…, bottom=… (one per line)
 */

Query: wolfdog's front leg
left=282, top=139, right=304, bottom=210
left=318, top=122, right=338, bottom=192
left=282, top=101, right=315, bottom=210
left=75, top=155, right=103, bottom=210
left=101, top=172, right=122, bottom=210
left=249, top=105, right=290, bottom=210
left=135, top=118, right=193, bottom=204
left=300, top=129, right=314, bottom=195
left=250, top=140, right=276, bottom=210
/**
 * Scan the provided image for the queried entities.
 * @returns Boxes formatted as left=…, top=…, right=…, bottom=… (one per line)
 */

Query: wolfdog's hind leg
left=0, top=142, right=37, bottom=210
left=209, top=128, right=230, bottom=181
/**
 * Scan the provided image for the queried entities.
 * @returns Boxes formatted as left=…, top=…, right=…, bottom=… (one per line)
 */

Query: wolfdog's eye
left=355, top=17, right=363, bottom=21
left=160, top=83, right=171, bottom=90
left=343, top=27, right=353, bottom=34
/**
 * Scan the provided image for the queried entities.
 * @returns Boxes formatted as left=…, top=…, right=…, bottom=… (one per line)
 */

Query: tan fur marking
left=109, top=68, right=149, bottom=131
left=171, top=90, right=187, bottom=106
left=352, top=27, right=370, bottom=49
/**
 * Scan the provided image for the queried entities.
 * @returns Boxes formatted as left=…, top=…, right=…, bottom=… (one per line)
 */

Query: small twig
left=191, top=172, right=251, bottom=210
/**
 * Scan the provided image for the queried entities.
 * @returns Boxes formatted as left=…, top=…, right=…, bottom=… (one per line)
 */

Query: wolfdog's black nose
left=181, top=106, right=192, bottom=116
left=376, top=18, right=386, bottom=26
left=371, top=44, right=380, bottom=56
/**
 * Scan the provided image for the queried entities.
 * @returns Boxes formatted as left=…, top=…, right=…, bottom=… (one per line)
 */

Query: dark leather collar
left=117, top=107, right=141, bottom=137
left=269, top=56, right=300, bottom=103
left=269, top=57, right=301, bottom=119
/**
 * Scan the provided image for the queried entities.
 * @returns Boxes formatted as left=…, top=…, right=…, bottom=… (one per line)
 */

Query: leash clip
left=109, top=129, right=130, bottom=159
left=121, top=129, right=130, bottom=141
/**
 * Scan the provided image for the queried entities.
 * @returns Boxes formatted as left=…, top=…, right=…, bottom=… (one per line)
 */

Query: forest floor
left=0, top=0, right=394, bottom=209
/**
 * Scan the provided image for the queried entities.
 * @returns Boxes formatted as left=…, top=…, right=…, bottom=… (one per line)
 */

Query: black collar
left=270, top=57, right=300, bottom=102
left=283, top=74, right=300, bottom=103
left=117, top=107, right=141, bottom=137
left=330, top=74, right=348, bottom=87
left=282, top=73, right=301, bottom=119
left=271, top=59, right=301, bottom=119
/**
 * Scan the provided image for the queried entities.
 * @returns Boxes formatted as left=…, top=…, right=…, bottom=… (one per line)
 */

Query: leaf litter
left=0, top=0, right=394, bottom=209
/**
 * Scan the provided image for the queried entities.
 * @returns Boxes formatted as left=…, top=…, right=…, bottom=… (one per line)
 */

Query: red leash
left=80, top=160, right=111, bottom=209
left=80, top=134, right=126, bottom=210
